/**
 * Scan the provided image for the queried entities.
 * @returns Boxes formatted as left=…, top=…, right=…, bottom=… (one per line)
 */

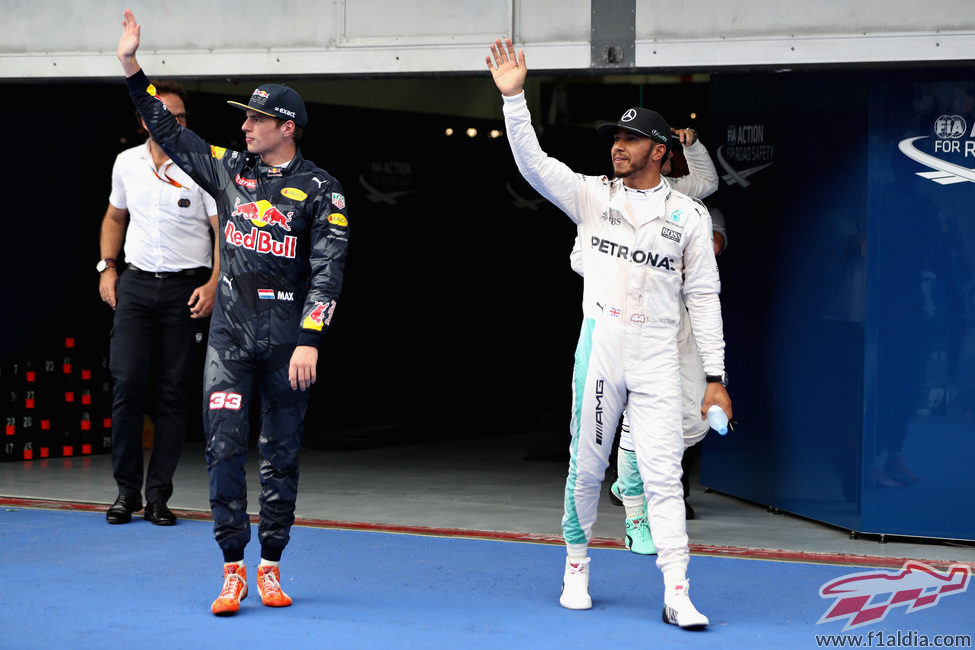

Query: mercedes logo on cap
left=622, top=109, right=637, bottom=122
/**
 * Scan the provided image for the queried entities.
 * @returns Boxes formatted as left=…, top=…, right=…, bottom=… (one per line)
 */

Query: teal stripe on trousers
left=562, top=318, right=595, bottom=546
left=617, top=447, right=645, bottom=498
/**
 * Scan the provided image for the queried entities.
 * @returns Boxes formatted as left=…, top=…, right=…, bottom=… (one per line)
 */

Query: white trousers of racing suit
left=502, top=92, right=725, bottom=582
left=570, top=260, right=712, bottom=503
left=616, top=303, right=710, bottom=504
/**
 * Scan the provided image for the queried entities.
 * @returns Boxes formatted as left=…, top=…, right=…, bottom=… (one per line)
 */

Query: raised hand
left=486, top=38, right=527, bottom=97
left=117, top=8, right=142, bottom=75
left=671, top=127, right=698, bottom=146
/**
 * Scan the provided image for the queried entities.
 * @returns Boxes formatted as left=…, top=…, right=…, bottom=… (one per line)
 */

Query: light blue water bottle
left=706, top=405, right=729, bottom=435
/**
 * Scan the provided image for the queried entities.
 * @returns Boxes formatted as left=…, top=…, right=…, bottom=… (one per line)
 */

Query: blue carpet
left=0, top=507, right=971, bottom=649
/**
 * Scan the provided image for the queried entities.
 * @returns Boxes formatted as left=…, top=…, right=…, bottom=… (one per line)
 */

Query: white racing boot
left=559, top=557, right=592, bottom=610
left=662, top=579, right=709, bottom=629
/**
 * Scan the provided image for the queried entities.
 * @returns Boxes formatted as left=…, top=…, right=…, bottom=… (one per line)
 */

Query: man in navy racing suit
left=118, top=9, right=348, bottom=615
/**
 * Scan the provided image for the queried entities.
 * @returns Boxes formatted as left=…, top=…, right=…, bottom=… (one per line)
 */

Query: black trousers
left=109, top=268, right=208, bottom=502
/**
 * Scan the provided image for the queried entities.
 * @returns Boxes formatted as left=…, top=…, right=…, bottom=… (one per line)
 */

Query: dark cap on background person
left=597, top=107, right=672, bottom=153
left=228, top=84, right=308, bottom=128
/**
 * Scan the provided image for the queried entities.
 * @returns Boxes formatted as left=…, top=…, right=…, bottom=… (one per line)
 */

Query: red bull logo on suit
left=232, top=197, right=294, bottom=231
left=302, top=300, right=336, bottom=331
left=224, top=221, right=297, bottom=259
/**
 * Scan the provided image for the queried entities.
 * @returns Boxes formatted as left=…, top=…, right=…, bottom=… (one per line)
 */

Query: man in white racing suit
left=570, top=132, right=722, bottom=555
left=488, top=39, right=732, bottom=629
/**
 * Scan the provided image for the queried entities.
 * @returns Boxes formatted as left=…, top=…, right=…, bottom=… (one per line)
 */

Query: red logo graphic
left=307, top=302, right=327, bottom=325
left=231, top=197, right=293, bottom=231
left=234, top=174, right=257, bottom=190
left=261, top=206, right=293, bottom=231
left=224, top=221, right=297, bottom=259
left=209, top=391, right=243, bottom=410
left=303, top=300, right=336, bottom=331
left=818, top=561, right=971, bottom=631
left=231, top=198, right=260, bottom=220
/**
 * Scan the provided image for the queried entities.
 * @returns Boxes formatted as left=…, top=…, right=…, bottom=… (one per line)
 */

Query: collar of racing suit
left=243, top=149, right=305, bottom=176
left=608, top=176, right=673, bottom=230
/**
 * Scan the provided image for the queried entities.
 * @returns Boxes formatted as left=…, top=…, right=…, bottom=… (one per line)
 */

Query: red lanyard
left=152, top=166, right=183, bottom=188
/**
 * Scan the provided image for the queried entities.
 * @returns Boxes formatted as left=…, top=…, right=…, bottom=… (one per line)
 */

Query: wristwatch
left=706, top=371, right=728, bottom=387
left=96, top=258, right=117, bottom=273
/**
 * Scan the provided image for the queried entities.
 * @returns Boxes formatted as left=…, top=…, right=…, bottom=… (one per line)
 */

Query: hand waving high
left=117, top=8, right=142, bottom=76
left=486, top=38, right=527, bottom=97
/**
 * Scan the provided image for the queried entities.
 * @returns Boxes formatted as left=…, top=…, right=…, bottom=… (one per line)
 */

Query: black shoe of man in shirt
left=143, top=501, right=177, bottom=526
left=106, top=494, right=143, bottom=524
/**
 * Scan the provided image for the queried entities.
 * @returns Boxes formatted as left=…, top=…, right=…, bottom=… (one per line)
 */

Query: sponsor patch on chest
left=661, top=226, right=681, bottom=243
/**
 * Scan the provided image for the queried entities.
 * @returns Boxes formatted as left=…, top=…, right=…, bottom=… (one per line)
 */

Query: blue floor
left=1, top=507, right=971, bottom=649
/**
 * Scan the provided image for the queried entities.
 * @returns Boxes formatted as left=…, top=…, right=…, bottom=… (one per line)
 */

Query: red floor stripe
left=3, top=496, right=970, bottom=571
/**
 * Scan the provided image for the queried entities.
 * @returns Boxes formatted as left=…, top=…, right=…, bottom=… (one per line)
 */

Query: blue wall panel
left=703, top=70, right=975, bottom=540
left=702, top=72, right=869, bottom=532
left=863, top=80, right=975, bottom=540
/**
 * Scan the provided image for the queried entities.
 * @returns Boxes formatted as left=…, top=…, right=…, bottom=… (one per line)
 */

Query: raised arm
left=117, top=8, right=142, bottom=77
left=669, top=128, right=719, bottom=200
left=487, top=39, right=592, bottom=224
left=117, top=9, right=229, bottom=198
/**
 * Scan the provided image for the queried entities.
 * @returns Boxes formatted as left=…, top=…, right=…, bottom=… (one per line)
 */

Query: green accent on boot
left=609, top=480, right=623, bottom=506
left=624, top=514, right=657, bottom=555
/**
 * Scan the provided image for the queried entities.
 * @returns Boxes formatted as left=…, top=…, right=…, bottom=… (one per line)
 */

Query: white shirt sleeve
left=201, top=189, right=218, bottom=217
left=669, top=139, right=718, bottom=200
left=569, top=230, right=584, bottom=277
left=108, top=154, right=127, bottom=211
left=682, top=206, right=725, bottom=374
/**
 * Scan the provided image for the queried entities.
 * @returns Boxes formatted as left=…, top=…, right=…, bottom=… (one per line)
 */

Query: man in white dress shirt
left=98, top=80, right=220, bottom=526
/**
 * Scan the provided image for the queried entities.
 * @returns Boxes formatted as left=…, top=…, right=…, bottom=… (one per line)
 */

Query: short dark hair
left=274, top=118, right=303, bottom=143
left=150, top=79, right=188, bottom=105
left=666, top=142, right=689, bottom=178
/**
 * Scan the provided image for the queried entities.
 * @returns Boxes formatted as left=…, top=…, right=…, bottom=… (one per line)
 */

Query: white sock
left=664, top=570, right=687, bottom=588
left=565, top=542, right=588, bottom=563
left=259, top=559, right=280, bottom=568
left=624, top=504, right=646, bottom=519
left=621, top=492, right=645, bottom=509
left=224, top=561, right=244, bottom=568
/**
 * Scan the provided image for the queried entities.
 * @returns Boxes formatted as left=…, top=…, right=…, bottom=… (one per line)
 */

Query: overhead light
left=489, top=129, right=502, bottom=139
left=466, top=127, right=478, bottom=138
left=689, top=112, right=697, bottom=120
left=445, top=127, right=454, bottom=136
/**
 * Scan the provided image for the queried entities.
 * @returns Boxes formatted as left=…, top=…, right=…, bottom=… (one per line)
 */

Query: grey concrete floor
left=2, top=431, right=973, bottom=566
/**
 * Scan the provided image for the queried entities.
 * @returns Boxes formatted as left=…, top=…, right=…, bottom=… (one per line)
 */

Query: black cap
left=597, top=107, right=671, bottom=150
left=228, top=84, right=308, bottom=128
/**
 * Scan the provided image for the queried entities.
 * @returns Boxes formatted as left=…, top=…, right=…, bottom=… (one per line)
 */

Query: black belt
left=127, top=264, right=210, bottom=279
